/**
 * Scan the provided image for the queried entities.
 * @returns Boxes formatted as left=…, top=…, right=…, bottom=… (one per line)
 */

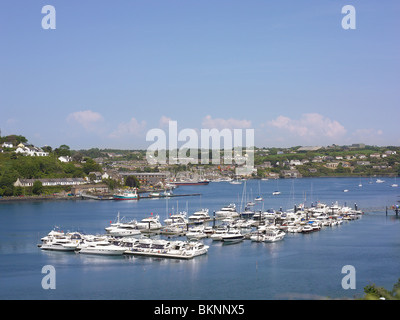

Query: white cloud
left=266, top=113, right=347, bottom=145
left=159, top=115, right=173, bottom=128
left=67, top=110, right=104, bottom=132
left=109, top=117, right=147, bottom=138
left=202, top=115, right=252, bottom=130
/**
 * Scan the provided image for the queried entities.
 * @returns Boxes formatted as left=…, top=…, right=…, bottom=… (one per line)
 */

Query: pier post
left=213, top=211, right=216, bottom=228
left=386, top=206, right=388, bottom=216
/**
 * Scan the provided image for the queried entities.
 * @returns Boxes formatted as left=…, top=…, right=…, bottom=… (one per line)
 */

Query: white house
left=58, top=156, right=72, bottom=162
left=289, top=159, right=302, bottom=166
left=15, top=146, right=49, bottom=157
left=1, top=142, right=13, bottom=148
left=14, top=178, right=86, bottom=187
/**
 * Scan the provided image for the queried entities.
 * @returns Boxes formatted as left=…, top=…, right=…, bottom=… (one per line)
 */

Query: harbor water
left=0, top=177, right=399, bottom=300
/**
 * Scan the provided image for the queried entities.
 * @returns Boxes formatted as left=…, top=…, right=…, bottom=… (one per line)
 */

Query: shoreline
left=1, top=176, right=397, bottom=203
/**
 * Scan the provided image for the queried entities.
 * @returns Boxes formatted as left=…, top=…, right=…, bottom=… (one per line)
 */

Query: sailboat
left=230, top=179, right=242, bottom=185
left=272, top=179, right=281, bottom=195
left=247, top=189, right=255, bottom=206
left=254, top=181, right=263, bottom=201
left=391, top=177, right=398, bottom=187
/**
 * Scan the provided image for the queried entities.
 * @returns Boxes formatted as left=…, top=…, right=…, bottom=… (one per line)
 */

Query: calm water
left=0, top=177, right=399, bottom=300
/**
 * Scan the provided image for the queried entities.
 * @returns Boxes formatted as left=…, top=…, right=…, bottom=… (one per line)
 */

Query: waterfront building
left=14, top=178, right=86, bottom=187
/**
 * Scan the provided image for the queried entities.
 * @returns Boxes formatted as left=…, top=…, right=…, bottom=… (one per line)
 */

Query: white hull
left=79, top=245, right=126, bottom=255
left=107, top=228, right=141, bottom=237
left=221, top=236, right=244, bottom=243
left=40, top=243, right=78, bottom=251
left=263, top=234, right=285, bottom=242
left=126, top=239, right=209, bottom=260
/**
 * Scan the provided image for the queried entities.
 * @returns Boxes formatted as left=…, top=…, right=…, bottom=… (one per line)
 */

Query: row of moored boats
left=38, top=201, right=362, bottom=256
left=38, top=229, right=209, bottom=259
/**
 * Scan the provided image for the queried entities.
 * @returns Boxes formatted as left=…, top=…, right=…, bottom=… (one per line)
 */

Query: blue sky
left=0, top=1, right=399, bottom=149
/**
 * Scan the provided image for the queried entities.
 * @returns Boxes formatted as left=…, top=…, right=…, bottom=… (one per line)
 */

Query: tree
left=55, top=144, right=71, bottom=157
left=363, top=279, right=400, bottom=300
left=125, top=176, right=140, bottom=188
left=82, top=158, right=102, bottom=175
left=32, top=181, right=43, bottom=195
left=14, top=186, right=23, bottom=196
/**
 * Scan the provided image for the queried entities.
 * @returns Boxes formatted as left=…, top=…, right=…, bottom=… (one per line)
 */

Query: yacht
left=39, top=231, right=82, bottom=251
left=40, top=237, right=80, bottom=251
left=149, top=192, right=161, bottom=197
left=188, top=208, right=210, bottom=222
left=254, top=196, right=263, bottom=201
left=186, top=226, right=207, bottom=240
left=215, top=204, right=239, bottom=218
left=210, top=226, right=230, bottom=241
left=78, top=240, right=127, bottom=255
left=136, top=215, right=162, bottom=230
left=125, top=238, right=209, bottom=259
left=220, top=229, right=244, bottom=243
left=106, top=222, right=141, bottom=237
left=287, top=225, right=303, bottom=233
left=263, top=228, right=285, bottom=242
left=301, top=224, right=314, bottom=233
left=105, top=212, right=124, bottom=233
left=250, top=232, right=265, bottom=242
left=263, top=209, right=276, bottom=219
left=164, top=212, right=188, bottom=226
left=272, top=191, right=281, bottom=195
left=376, top=179, right=385, bottom=183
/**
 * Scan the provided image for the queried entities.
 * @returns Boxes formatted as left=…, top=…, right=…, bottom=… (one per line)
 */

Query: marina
left=1, top=177, right=399, bottom=300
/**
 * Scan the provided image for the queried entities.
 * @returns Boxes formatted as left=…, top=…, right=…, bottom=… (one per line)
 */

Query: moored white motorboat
left=186, top=226, right=207, bottom=240
left=263, top=228, right=285, bottom=242
left=39, top=231, right=83, bottom=251
left=250, top=232, right=265, bottom=242
left=40, top=238, right=79, bottom=251
left=220, top=229, right=244, bottom=243
left=287, top=225, right=303, bottom=233
left=301, top=224, right=313, bottom=233
left=215, top=204, right=239, bottom=218
left=125, top=239, right=209, bottom=259
left=210, top=225, right=230, bottom=241
left=78, top=240, right=127, bottom=255
left=136, top=215, right=162, bottom=230
left=188, top=208, right=210, bottom=222
left=107, top=222, right=141, bottom=237
left=164, top=212, right=188, bottom=226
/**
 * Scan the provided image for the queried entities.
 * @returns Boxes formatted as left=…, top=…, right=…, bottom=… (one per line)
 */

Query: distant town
left=0, top=134, right=399, bottom=199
